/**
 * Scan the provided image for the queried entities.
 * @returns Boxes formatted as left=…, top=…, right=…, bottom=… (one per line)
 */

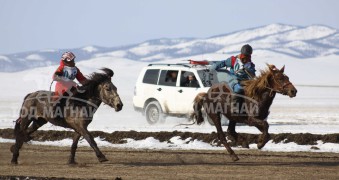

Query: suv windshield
left=197, top=69, right=230, bottom=87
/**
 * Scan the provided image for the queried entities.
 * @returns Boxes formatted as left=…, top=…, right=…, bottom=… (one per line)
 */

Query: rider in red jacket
left=53, top=52, right=87, bottom=97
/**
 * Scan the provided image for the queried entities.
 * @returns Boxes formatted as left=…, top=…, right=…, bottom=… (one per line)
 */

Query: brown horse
left=191, top=64, right=297, bottom=161
left=11, top=68, right=123, bottom=164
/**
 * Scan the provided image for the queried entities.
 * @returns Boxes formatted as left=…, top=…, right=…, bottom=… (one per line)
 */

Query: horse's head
left=267, top=64, right=297, bottom=98
left=97, top=68, right=123, bottom=111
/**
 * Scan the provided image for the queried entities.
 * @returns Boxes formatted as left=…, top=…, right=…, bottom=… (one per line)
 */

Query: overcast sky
left=0, top=0, right=338, bottom=54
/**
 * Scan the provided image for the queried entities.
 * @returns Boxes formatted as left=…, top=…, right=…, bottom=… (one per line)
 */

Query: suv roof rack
left=148, top=60, right=214, bottom=68
left=148, top=63, right=191, bottom=68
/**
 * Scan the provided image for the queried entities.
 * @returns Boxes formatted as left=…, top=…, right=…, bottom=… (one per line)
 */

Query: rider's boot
left=232, top=83, right=244, bottom=115
left=231, top=95, right=243, bottom=115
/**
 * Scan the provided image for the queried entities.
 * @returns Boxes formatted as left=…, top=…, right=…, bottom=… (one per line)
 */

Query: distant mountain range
left=1, top=23, right=338, bottom=72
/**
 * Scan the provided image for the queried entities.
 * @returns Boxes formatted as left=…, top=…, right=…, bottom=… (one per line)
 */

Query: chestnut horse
left=11, top=68, right=123, bottom=164
left=191, top=64, right=297, bottom=161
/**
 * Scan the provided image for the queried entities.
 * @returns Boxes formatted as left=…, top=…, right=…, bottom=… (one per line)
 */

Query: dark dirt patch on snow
left=1, top=128, right=338, bottom=146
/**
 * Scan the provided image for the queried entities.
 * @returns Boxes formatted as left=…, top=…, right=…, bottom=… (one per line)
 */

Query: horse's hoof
left=98, top=157, right=108, bottom=163
left=257, top=134, right=270, bottom=149
left=68, top=160, right=78, bottom=165
left=257, top=140, right=267, bottom=149
left=241, top=142, right=250, bottom=149
left=11, top=161, right=18, bottom=165
left=257, top=143, right=265, bottom=149
left=257, top=139, right=269, bottom=149
left=231, top=155, right=239, bottom=162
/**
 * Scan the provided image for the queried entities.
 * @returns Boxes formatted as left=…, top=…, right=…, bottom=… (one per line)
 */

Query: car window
left=158, top=70, right=178, bottom=86
left=215, top=69, right=230, bottom=83
left=197, top=70, right=215, bottom=87
left=180, top=71, right=200, bottom=88
left=196, top=69, right=230, bottom=87
left=142, top=69, right=160, bottom=84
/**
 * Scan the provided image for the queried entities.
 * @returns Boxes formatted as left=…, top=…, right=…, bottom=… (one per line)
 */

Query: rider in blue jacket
left=210, top=44, right=256, bottom=113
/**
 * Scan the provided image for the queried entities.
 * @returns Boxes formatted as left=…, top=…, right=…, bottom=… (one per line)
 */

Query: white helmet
left=61, top=51, right=76, bottom=62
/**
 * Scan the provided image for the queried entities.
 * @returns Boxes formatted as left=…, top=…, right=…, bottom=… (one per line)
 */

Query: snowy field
left=0, top=54, right=338, bottom=153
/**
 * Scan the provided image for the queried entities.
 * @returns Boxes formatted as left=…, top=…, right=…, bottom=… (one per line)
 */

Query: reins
left=49, top=80, right=54, bottom=93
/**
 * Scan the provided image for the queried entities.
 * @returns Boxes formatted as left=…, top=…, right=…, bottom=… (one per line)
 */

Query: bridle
left=243, top=67, right=292, bottom=97
left=98, top=84, right=121, bottom=107
left=266, top=73, right=292, bottom=97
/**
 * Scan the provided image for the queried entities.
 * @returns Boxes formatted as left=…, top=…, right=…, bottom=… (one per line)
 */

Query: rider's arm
left=244, top=62, right=256, bottom=77
left=53, top=74, right=63, bottom=81
left=236, top=62, right=256, bottom=80
left=75, top=67, right=87, bottom=84
left=53, top=65, right=64, bottom=81
left=210, top=57, right=232, bottom=70
left=54, top=64, right=64, bottom=76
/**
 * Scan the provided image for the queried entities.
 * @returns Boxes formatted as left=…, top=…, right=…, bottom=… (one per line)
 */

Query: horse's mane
left=242, top=68, right=272, bottom=101
left=76, top=68, right=114, bottom=98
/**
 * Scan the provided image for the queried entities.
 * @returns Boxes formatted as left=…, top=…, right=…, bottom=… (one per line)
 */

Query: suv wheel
left=145, top=101, right=165, bottom=124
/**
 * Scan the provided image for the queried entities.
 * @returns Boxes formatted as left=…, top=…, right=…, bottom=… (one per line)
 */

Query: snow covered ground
left=0, top=54, right=338, bottom=153
left=1, top=136, right=339, bottom=154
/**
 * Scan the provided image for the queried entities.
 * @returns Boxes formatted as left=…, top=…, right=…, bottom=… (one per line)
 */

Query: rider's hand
left=53, top=75, right=63, bottom=81
left=208, top=63, right=217, bottom=71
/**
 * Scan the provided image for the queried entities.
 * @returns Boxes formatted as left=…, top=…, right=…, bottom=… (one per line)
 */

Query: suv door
left=173, top=70, right=208, bottom=114
left=136, top=69, right=160, bottom=106
left=156, top=70, right=181, bottom=113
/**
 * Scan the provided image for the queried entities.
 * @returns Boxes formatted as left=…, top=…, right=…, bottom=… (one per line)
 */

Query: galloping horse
left=191, top=64, right=297, bottom=161
left=11, top=68, right=123, bottom=164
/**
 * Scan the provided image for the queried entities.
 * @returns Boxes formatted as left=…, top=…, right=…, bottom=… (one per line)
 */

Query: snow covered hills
left=1, top=24, right=338, bottom=72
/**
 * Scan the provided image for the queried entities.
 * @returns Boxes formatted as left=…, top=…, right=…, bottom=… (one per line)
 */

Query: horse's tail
left=190, top=92, right=207, bottom=125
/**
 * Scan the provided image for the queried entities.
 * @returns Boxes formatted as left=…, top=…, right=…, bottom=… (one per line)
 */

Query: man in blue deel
left=210, top=44, right=256, bottom=113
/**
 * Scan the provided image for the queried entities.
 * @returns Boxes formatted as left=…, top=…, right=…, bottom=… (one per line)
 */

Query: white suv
left=133, top=61, right=229, bottom=124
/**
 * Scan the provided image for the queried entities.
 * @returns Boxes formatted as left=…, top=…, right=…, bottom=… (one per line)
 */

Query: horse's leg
left=11, top=118, right=31, bottom=164
left=245, top=117, right=270, bottom=149
left=226, top=120, right=238, bottom=144
left=68, top=132, right=81, bottom=164
left=210, top=113, right=239, bottom=161
left=11, top=126, right=24, bottom=164
left=11, top=139, right=23, bottom=164
left=227, top=119, right=236, bottom=135
left=79, top=128, right=108, bottom=162
left=226, top=120, right=249, bottom=148
left=25, top=117, right=47, bottom=142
